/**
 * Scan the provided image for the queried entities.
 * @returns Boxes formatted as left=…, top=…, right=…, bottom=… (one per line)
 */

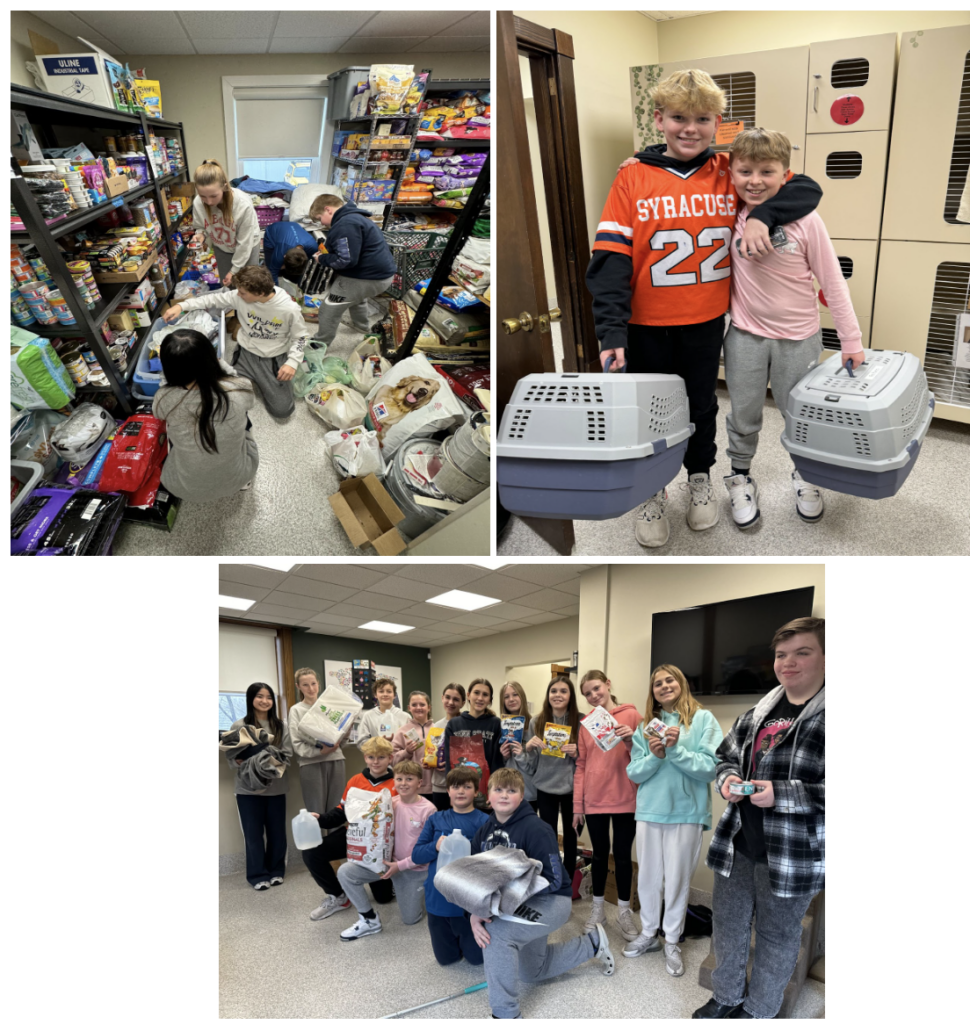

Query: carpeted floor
left=219, top=863, right=825, bottom=1019
left=114, top=317, right=373, bottom=557
left=498, top=383, right=970, bottom=557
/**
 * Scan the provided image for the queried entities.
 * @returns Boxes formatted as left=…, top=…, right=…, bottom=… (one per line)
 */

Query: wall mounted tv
left=650, top=587, right=816, bottom=696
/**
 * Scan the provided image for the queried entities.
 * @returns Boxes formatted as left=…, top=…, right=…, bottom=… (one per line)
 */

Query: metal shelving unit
left=10, top=84, right=190, bottom=415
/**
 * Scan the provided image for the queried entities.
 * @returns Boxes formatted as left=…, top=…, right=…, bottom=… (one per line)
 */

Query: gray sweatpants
left=231, top=345, right=295, bottom=418
left=214, top=242, right=260, bottom=282
left=483, top=893, right=595, bottom=1019
left=723, top=324, right=823, bottom=471
left=336, top=860, right=427, bottom=924
left=313, top=274, right=393, bottom=345
left=711, top=852, right=817, bottom=1018
left=299, top=760, right=346, bottom=820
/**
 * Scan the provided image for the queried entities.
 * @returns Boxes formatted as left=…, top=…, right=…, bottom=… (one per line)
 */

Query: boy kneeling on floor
left=470, top=768, right=615, bottom=1019
left=337, top=759, right=436, bottom=941
left=301, top=736, right=397, bottom=921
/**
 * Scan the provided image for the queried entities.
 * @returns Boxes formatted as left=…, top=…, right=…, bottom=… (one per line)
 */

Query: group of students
left=587, top=69, right=864, bottom=545
left=226, top=614, right=825, bottom=1019
left=145, top=158, right=395, bottom=504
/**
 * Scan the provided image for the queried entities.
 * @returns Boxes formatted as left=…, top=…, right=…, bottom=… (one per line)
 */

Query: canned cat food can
left=63, top=353, right=90, bottom=385
left=729, top=782, right=756, bottom=796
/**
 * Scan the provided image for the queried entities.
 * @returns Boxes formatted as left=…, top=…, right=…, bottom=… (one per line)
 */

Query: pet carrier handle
left=603, top=355, right=627, bottom=374
left=845, top=358, right=855, bottom=378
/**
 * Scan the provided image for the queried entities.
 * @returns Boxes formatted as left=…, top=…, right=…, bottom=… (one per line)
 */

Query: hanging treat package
left=344, top=787, right=395, bottom=870
left=580, top=706, right=621, bottom=752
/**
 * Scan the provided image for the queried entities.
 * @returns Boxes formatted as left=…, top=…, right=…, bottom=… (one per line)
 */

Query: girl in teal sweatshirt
left=624, top=665, right=723, bottom=978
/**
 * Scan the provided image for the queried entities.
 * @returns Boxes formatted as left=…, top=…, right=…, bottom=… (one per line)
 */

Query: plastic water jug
left=292, top=808, right=322, bottom=850
left=437, top=829, right=471, bottom=870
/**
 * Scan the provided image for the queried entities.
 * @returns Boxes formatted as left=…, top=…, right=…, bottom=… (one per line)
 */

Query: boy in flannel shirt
left=693, top=617, right=825, bottom=1020
left=586, top=69, right=823, bottom=548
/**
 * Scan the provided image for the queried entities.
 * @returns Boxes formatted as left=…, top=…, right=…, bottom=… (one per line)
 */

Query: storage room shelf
left=11, top=182, right=157, bottom=240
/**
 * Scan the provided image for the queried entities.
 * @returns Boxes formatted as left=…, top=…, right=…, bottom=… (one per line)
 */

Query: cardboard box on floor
left=329, top=475, right=407, bottom=555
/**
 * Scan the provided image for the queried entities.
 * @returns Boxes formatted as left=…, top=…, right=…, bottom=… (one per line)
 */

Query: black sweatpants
left=536, top=789, right=577, bottom=883
left=427, top=911, right=484, bottom=966
left=585, top=812, right=637, bottom=900
left=236, top=793, right=287, bottom=886
left=626, top=314, right=725, bottom=477
left=301, top=828, right=394, bottom=903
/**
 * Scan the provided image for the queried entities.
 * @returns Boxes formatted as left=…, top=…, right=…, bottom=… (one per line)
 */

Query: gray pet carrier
left=781, top=350, right=934, bottom=499
left=496, top=372, right=694, bottom=520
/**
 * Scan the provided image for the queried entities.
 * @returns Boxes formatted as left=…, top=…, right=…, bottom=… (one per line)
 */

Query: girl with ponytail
left=192, top=159, right=261, bottom=285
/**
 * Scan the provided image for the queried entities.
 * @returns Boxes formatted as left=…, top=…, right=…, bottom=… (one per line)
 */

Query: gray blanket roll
left=220, top=725, right=290, bottom=793
left=434, top=846, right=550, bottom=919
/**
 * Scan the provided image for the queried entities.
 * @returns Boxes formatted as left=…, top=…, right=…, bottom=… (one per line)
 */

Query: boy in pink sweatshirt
left=723, top=128, right=865, bottom=529
left=336, top=761, right=435, bottom=941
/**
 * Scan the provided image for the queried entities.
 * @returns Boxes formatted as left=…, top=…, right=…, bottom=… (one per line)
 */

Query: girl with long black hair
left=153, top=328, right=258, bottom=501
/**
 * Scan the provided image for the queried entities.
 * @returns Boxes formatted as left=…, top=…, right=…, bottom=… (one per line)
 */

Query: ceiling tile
left=481, top=602, right=539, bottom=622
left=274, top=12, right=375, bottom=36
left=557, top=604, right=580, bottom=617
left=328, top=602, right=410, bottom=622
left=245, top=611, right=302, bottom=626
left=445, top=612, right=507, bottom=628
left=551, top=578, right=582, bottom=596
left=219, top=608, right=247, bottom=620
left=218, top=580, right=271, bottom=603
left=429, top=621, right=476, bottom=635
left=507, top=590, right=581, bottom=612
left=276, top=577, right=361, bottom=603
left=192, top=39, right=270, bottom=55
left=403, top=602, right=465, bottom=622
left=178, top=12, right=279, bottom=37
left=339, top=37, right=429, bottom=54
left=522, top=611, right=569, bottom=625
left=456, top=575, right=543, bottom=601
left=365, top=576, right=448, bottom=602
left=220, top=564, right=289, bottom=590
left=349, top=592, right=413, bottom=613
left=426, top=638, right=458, bottom=647
left=410, top=36, right=490, bottom=52
left=377, top=613, right=441, bottom=629
left=500, top=565, right=592, bottom=586
left=419, top=627, right=462, bottom=639
left=251, top=592, right=333, bottom=613
left=303, top=612, right=368, bottom=628
left=394, top=564, right=491, bottom=587
left=78, top=12, right=185, bottom=36
left=490, top=621, right=534, bottom=632
left=462, top=627, right=500, bottom=638
left=435, top=12, right=490, bottom=35
left=32, top=13, right=121, bottom=54
left=356, top=12, right=468, bottom=36
left=112, top=36, right=198, bottom=55
left=268, top=36, right=352, bottom=54
left=294, top=563, right=391, bottom=590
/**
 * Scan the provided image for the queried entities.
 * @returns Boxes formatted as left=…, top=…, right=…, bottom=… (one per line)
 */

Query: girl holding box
left=191, top=159, right=261, bottom=286
left=391, top=690, right=435, bottom=797
left=573, top=670, right=643, bottom=942
left=625, top=665, right=723, bottom=977
left=429, top=684, right=466, bottom=810
left=499, top=681, right=538, bottom=810
left=287, top=667, right=349, bottom=820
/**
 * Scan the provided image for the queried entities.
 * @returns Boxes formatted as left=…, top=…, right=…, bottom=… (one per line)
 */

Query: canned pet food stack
left=496, top=371, right=695, bottom=520
left=781, top=350, right=934, bottom=499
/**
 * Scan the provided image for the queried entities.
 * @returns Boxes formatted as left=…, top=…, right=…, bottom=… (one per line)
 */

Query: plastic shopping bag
left=349, top=336, right=391, bottom=394
left=324, top=425, right=385, bottom=479
left=306, top=383, right=368, bottom=430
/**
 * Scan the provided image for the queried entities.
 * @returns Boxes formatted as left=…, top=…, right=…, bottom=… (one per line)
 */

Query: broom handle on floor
left=381, top=982, right=488, bottom=1018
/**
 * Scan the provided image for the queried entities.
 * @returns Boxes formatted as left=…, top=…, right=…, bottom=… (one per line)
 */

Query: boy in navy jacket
left=469, top=769, right=615, bottom=1019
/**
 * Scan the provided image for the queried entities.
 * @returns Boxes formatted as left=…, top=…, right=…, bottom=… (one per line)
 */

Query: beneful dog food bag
left=345, top=787, right=395, bottom=869
left=365, top=352, right=468, bottom=456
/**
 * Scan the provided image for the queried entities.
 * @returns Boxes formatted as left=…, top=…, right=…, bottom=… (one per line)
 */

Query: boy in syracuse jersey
left=586, top=70, right=823, bottom=549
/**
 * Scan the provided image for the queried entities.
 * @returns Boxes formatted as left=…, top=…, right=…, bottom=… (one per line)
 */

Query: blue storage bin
left=131, top=309, right=226, bottom=398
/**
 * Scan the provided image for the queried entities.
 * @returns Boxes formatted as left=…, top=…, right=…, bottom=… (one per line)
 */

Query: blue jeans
left=236, top=793, right=287, bottom=886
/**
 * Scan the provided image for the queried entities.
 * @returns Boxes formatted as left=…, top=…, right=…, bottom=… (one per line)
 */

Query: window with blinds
left=825, top=151, right=862, bottom=179
left=831, top=58, right=869, bottom=89
left=943, top=51, right=970, bottom=225
left=232, top=84, right=327, bottom=184
left=711, top=72, right=756, bottom=150
left=924, top=261, right=970, bottom=407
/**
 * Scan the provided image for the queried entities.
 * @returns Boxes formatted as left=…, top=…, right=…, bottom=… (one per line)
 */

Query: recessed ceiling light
left=243, top=560, right=298, bottom=571
left=360, top=621, right=415, bottom=634
left=220, top=595, right=255, bottom=611
left=426, top=589, right=502, bottom=611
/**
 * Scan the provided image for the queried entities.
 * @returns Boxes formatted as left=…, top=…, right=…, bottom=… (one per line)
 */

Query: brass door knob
left=502, top=311, right=535, bottom=334
left=549, top=307, right=562, bottom=321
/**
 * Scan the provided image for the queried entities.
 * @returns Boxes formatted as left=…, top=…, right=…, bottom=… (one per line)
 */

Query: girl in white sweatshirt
left=192, top=159, right=261, bottom=285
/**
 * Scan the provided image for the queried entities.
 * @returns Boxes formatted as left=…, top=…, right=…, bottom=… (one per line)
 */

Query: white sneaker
left=622, top=932, right=662, bottom=958
left=253, top=880, right=270, bottom=891
left=664, top=941, right=685, bottom=977
left=618, top=906, right=640, bottom=941
left=723, top=473, right=760, bottom=529
left=309, top=894, right=351, bottom=921
left=791, top=470, right=824, bottom=523
left=340, top=913, right=382, bottom=941
left=685, top=473, right=720, bottom=531
left=593, top=923, right=615, bottom=976
left=584, top=900, right=606, bottom=933
left=634, top=490, right=669, bottom=548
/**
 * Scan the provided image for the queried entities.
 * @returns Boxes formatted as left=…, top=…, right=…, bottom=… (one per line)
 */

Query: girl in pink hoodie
left=573, top=669, right=644, bottom=943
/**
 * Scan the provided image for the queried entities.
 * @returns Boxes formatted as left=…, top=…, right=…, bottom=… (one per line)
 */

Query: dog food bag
left=581, top=706, right=622, bottom=752
left=449, top=734, right=489, bottom=795
left=344, top=787, right=395, bottom=869
left=369, top=64, right=414, bottom=114
left=644, top=717, right=668, bottom=740
left=542, top=724, right=571, bottom=758
left=365, top=352, right=468, bottom=457
left=500, top=716, right=525, bottom=746
left=423, top=727, right=445, bottom=769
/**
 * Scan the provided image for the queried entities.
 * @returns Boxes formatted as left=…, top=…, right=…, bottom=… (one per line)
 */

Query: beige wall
left=515, top=11, right=659, bottom=250
left=10, top=11, right=85, bottom=87
left=506, top=657, right=574, bottom=717
left=657, top=10, right=970, bottom=61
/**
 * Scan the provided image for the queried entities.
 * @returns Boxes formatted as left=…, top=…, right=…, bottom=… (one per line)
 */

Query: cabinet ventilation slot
left=837, top=256, right=854, bottom=279
left=826, top=151, right=862, bottom=179
left=944, top=51, right=970, bottom=225
left=924, top=260, right=970, bottom=409
left=821, top=328, right=841, bottom=352
left=831, top=58, right=870, bottom=89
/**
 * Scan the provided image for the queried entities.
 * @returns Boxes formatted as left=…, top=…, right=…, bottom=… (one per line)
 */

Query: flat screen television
left=650, top=587, right=816, bottom=696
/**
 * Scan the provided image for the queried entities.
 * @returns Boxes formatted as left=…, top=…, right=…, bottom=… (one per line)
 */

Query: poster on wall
left=376, top=665, right=403, bottom=708
left=324, top=660, right=354, bottom=694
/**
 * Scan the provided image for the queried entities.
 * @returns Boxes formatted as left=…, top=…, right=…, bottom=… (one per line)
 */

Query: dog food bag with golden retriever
left=365, top=353, right=468, bottom=456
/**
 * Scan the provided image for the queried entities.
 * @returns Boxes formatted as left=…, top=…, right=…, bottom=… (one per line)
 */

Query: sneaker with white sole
left=723, top=473, right=760, bottom=529
left=634, top=490, right=669, bottom=548
left=617, top=907, right=640, bottom=941
left=685, top=473, right=720, bottom=531
left=622, top=932, right=662, bottom=958
left=269, top=877, right=283, bottom=886
left=791, top=471, right=824, bottom=523
left=309, top=894, right=351, bottom=921
left=253, top=880, right=270, bottom=891
left=664, top=941, right=685, bottom=977
left=593, top=923, right=615, bottom=976
left=584, top=900, right=606, bottom=933
left=340, top=914, right=382, bottom=941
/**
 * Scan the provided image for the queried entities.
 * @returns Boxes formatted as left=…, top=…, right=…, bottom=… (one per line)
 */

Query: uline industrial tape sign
left=40, top=54, right=113, bottom=107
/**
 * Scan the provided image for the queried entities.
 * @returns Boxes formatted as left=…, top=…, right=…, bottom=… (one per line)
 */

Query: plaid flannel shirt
left=706, top=684, right=825, bottom=898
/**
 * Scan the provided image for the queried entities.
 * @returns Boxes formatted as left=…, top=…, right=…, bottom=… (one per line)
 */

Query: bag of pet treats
left=364, top=352, right=468, bottom=457
left=449, top=734, right=489, bottom=795
left=542, top=724, right=571, bottom=758
left=501, top=717, right=525, bottom=745
left=324, top=425, right=384, bottom=479
left=350, top=336, right=391, bottom=394
left=369, top=64, right=414, bottom=114
left=344, top=787, right=395, bottom=869
left=305, top=382, right=367, bottom=431
left=580, top=706, right=621, bottom=752
left=423, top=726, right=445, bottom=769
left=298, top=683, right=362, bottom=748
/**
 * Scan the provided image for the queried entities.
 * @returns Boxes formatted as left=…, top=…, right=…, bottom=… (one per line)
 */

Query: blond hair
left=500, top=681, right=531, bottom=732
left=648, top=664, right=704, bottom=732
left=295, top=667, right=319, bottom=698
left=392, top=760, right=423, bottom=779
left=309, top=193, right=345, bottom=218
left=194, top=159, right=234, bottom=228
left=488, top=767, right=525, bottom=795
left=730, top=127, right=791, bottom=170
left=651, top=69, right=726, bottom=117
left=359, top=737, right=393, bottom=757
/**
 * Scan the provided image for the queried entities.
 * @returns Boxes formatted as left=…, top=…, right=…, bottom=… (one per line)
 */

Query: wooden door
left=806, top=34, right=897, bottom=135
left=805, top=130, right=889, bottom=239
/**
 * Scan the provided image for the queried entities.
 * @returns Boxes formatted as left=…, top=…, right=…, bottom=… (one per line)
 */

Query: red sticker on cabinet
left=831, top=95, right=864, bottom=126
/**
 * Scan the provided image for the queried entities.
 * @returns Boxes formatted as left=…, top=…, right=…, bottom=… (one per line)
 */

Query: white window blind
left=233, top=85, right=326, bottom=159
